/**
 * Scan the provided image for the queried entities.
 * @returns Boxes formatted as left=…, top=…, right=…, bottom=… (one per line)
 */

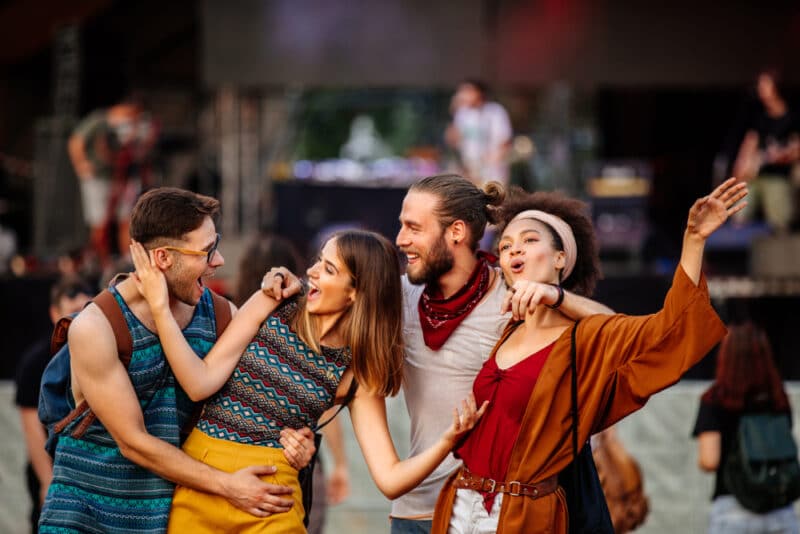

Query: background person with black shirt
left=692, top=322, right=799, bottom=534
left=733, top=70, right=800, bottom=232
left=14, top=277, right=93, bottom=534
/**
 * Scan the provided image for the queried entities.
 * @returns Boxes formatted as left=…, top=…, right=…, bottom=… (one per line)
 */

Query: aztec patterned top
left=39, top=287, right=219, bottom=534
left=198, top=298, right=351, bottom=446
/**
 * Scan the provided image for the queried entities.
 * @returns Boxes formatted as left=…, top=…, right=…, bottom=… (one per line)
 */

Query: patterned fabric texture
left=198, top=298, right=351, bottom=447
left=39, top=287, right=218, bottom=534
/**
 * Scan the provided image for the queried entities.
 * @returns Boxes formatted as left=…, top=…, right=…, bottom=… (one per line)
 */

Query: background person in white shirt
left=446, top=80, right=513, bottom=188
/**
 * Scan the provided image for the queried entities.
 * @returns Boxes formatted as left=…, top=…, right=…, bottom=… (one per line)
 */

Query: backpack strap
left=57, top=289, right=131, bottom=438
left=210, top=290, right=232, bottom=335
left=50, top=316, right=73, bottom=356
left=93, top=289, right=133, bottom=367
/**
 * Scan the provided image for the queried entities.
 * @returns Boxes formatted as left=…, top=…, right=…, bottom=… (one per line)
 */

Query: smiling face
left=305, top=237, right=356, bottom=318
left=396, top=190, right=455, bottom=285
left=163, top=217, right=225, bottom=306
left=498, top=218, right=565, bottom=287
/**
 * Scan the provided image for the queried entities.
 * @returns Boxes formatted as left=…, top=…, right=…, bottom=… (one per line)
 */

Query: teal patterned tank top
left=39, top=287, right=219, bottom=534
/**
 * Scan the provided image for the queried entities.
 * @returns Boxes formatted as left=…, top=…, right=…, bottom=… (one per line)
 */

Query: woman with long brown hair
left=693, top=322, right=798, bottom=533
left=131, top=229, right=486, bottom=533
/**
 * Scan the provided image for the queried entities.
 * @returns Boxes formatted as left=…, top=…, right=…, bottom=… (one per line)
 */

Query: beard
left=167, top=264, right=204, bottom=306
left=407, top=232, right=455, bottom=287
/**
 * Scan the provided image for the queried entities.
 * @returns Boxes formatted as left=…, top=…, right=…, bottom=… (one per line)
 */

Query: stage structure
left=33, top=24, right=85, bottom=256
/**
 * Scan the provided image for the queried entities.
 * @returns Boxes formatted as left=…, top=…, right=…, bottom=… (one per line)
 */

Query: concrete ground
left=3, top=382, right=800, bottom=533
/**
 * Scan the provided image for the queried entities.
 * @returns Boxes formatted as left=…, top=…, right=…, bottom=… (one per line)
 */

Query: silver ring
left=260, top=280, right=267, bottom=290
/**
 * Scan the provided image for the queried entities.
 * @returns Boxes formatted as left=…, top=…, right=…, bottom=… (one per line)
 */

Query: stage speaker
left=750, top=234, right=800, bottom=278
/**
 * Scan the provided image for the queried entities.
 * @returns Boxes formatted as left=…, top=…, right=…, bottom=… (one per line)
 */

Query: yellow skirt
left=168, top=428, right=305, bottom=533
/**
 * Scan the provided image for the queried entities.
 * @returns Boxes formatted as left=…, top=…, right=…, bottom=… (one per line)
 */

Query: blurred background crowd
left=1, top=1, right=799, bottom=533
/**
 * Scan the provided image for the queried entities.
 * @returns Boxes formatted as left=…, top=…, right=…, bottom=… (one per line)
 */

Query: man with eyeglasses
left=40, top=187, right=315, bottom=534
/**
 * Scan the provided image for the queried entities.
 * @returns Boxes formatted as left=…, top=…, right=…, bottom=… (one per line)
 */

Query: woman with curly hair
left=431, top=178, right=747, bottom=533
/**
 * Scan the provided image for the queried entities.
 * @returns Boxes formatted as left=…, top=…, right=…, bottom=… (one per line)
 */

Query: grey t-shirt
left=391, top=271, right=509, bottom=519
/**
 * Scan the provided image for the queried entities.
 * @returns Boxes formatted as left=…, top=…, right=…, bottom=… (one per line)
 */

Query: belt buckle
left=486, top=478, right=496, bottom=493
left=508, top=480, right=522, bottom=497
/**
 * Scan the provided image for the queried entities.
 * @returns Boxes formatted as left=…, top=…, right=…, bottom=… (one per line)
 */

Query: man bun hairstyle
left=483, top=181, right=506, bottom=226
left=410, top=174, right=506, bottom=251
left=495, top=187, right=601, bottom=297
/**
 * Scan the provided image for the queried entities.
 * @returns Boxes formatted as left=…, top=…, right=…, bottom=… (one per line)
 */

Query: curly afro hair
left=492, top=187, right=601, bottom=297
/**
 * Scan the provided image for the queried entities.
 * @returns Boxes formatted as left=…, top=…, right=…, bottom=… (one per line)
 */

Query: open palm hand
left=686, top=178, right=748, bottom=239
left=130, top=240, right=170, bottom=312
left=443, top=393, right=489, bottom=446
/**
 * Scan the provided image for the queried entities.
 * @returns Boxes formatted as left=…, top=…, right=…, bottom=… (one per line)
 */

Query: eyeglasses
left=161, top=233, right=220, bottom=263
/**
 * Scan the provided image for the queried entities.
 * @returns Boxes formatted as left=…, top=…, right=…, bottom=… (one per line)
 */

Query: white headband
left=507, top=209, right=577, bottom=281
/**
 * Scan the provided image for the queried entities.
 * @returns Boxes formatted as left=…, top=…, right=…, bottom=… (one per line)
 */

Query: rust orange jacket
left=431, top=266, right=726, bottom=534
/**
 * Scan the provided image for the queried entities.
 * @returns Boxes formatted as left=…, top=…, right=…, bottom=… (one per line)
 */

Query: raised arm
left=69, top=307, right=294, bottom=516
left=733, top=130, right=760, bottom=182
left=348, top=390, right=487, bottom=500
left=680, top=177, right=748, bottom=285
left=130, top=241, right=299, bottom=401
left=578, top=179, right=746, bottom=431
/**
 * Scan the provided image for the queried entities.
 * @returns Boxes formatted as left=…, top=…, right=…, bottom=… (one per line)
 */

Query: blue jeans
left=709, top=495, right=799, bottom=534
left=390, top=518, right=433, bottom=534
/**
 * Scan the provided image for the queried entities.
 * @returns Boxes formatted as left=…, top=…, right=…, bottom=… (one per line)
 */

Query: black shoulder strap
left=315, top=378, right=359, bottom=432
left=570, top=319, right=581, bottom=459
left=570, top=320, right=582, bottom=510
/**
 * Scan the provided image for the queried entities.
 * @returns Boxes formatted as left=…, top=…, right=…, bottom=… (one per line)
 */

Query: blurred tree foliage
left=292, top=89, right=451, bottom=160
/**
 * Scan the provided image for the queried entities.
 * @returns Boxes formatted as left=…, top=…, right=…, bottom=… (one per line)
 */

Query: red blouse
left=455, top=340, right=555, bottom=511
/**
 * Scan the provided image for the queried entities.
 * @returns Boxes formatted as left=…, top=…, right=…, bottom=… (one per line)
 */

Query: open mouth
left=196, top=271, right=215, bottom=290
left=403, top=250, right=420, bottom=264
left=307, top=282, right=320, bottom=300
left=509, top=258, right=525, bottom=274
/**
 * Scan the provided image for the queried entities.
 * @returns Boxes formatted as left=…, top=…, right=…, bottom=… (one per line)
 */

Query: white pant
left=448, top=489, right=504, bottom=534
left=79, top=178, right=111, bottom=226
left=78, top=176, right=142, bottom=226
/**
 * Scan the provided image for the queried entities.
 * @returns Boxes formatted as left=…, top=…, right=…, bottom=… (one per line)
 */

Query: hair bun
left=483, top=181, right=506, bottom=206
left=482, top=181, right=506, bottom=225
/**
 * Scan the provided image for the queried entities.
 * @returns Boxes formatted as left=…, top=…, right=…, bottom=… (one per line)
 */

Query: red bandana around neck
left=418, top=252, right=494, bottom=350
